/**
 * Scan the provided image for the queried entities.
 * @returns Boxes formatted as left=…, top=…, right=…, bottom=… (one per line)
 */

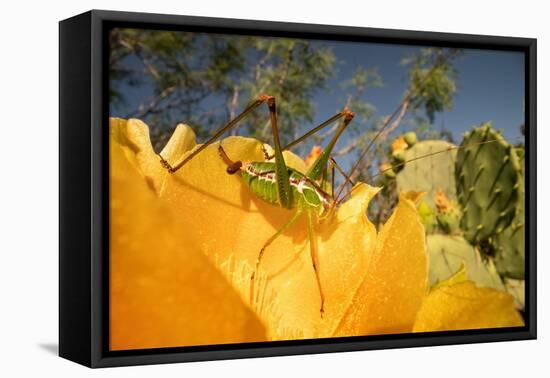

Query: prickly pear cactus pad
left=455, top=123, right=521, bottom=245
left=396, top=140, right=457, bottom=208
left=427, top=235, right=504, bottom=291
left=494, top=146, right=525, bottom=279
left=494, top=220, right=525, bottom=279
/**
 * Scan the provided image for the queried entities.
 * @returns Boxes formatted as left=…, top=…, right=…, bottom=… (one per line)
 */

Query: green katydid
left=159, top=94, right=356, bottom=316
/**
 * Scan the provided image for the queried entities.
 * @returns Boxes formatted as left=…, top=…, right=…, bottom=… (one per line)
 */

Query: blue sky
left=310, top=40, right=524, bottom=142
left=111, top=35, right=525, bottom=151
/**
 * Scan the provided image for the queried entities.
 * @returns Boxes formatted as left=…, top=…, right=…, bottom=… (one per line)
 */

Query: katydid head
left=226, top=161, right=243, bottom=174
left=218, top=144, right=244, bottom=174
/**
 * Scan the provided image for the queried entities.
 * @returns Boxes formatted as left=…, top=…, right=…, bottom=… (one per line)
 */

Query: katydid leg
left=330, top=157, right=355, bottom=189
left=306, top=208, right=325, bottom=316
left=277, top=112, right=347, bottom=155
left=250, top=209, right=303, bottom=305
left=263, top=96, right=293, bottom=209
left=159, top=95, right=272, bottom=173
left=326, top=160, right=335, bottom=199
left=307, top=109, right=354, bottom=181
left=265, top=109, right=354, bottom=160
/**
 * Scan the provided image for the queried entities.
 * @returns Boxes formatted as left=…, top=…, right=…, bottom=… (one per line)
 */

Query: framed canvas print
left=59, top=10, right=537, bottom=368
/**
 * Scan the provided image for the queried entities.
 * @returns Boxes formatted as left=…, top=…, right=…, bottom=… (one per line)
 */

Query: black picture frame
left=59, top=9, right=537, bottom=368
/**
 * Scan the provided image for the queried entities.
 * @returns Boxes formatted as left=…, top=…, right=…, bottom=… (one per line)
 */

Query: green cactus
left=396, top=140, right=457, bottom=209
left=455, top=123, right=521, bottom=245
left=493, top=221, right=525, bottom=279
left=427, top=234, right=504, bottom=291
left=493, top=145, right=525, bottom=279
left=515, top=146, right=525, bottom=169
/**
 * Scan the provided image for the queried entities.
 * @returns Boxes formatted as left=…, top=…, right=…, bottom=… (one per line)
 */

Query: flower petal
left=110, top=133, right=266, bottom=350
left=335, top=192, right=428, bottom=336
left=413, top=281, right=524, bottom=332
left=110, top=118, right=165, bottom=191
left=311, top=183, right=380, bottom=336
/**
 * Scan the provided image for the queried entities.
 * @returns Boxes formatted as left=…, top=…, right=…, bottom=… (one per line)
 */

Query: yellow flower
left=414, top=268, right=524, bottom=332
left=391, top=136, right=408, bottom=154
left=109, top=118, right=523, bottom=350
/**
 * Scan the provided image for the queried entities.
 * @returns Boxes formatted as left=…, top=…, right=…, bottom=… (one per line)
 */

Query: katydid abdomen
left=241, top=161, right=334, bottom=215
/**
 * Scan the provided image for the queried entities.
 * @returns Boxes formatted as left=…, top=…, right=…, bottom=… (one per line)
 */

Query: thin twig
left=229, top=85, right=241, bottom=135
left=128, top=85, right=178, bottom=119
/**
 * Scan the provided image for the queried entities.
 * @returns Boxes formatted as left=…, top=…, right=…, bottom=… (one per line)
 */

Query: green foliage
left=455, top=123, right=521, bottom=245
left=396, top=140, right=457, bottom=209
left=427, top=235, right=504, bottom=291
left=402, top=48, right=461, bottom=123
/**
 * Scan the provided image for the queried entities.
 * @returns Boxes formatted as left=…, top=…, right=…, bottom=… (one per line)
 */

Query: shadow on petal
left=110, top=135, right=266, bottom=350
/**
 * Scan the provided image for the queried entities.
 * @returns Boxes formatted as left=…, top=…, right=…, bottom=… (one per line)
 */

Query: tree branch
left=127, top=85, right=177, bottom=119
left=380, top=98, right=410, bottom=139
left=229, top=84, right=241, bottom=135
left=260, top=42, right=296, bottom=138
